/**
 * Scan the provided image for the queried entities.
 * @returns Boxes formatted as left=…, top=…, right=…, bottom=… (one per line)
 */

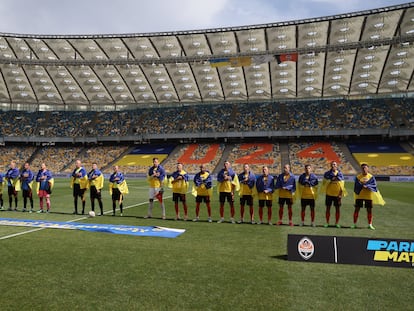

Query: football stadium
left=0, top=2, right=413, bottom=310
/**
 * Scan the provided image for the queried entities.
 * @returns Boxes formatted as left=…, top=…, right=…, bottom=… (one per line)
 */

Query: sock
left=174, top=203, right=179, bottom=217
left=353, top=211, right=359, bottom=224
left=219, top=205, right=224, bottom=218
left=335, top=207, right=340, bottom=224
left=367, top=211, right=373, bottom=224
left=161, top=203, right=165, bottom=217
left=325, top=208, right=330, bottom=223
left=259, top=207, right=263, bottom=221
left=148, top=201, right=154, bottom=216
left=249, top=206, right=254, bottom=221
left=206, top=203, right=211, bottom=217
left=195, top=203, right=200, bottom=218
left=183, top=203, right=188, bottom=218
left=240, top=205, right=245, bottom=220
left=278, top=206, right=284, bottom=221
left=267, top=207, right=272, bottom=222
left=301, top=210, right=306, bottom=222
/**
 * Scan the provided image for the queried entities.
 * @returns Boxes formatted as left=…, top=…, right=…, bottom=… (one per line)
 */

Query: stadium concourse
left=0, top=3, right=412, bottom=177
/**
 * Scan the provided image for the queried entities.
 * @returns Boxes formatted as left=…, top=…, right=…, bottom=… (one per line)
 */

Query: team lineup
left=0, top=157, right=385, bottom=229
left=146, top=157, right=386, bottom=229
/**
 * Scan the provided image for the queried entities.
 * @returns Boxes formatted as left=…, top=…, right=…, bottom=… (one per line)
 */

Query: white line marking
left=0, top=196, right=171, bottom=241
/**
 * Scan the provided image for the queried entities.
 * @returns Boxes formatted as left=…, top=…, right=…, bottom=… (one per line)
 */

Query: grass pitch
left=0, top=179, right=413, bottom=310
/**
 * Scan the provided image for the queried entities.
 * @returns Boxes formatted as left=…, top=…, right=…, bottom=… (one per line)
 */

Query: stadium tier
left=2, top=141, right=412, bottom=176
left=348, top=142, right=414, bottom=175
left=114, top=144, right=176, bottom=174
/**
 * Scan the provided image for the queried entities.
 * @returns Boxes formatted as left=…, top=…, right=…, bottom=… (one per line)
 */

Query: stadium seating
left=226, top=143, right=281, bottom=174
left=162, top=144, right=225, bottom=174
left=348, top=142, right=414, bottom=175
left=289, top=142, right=357, bottom=175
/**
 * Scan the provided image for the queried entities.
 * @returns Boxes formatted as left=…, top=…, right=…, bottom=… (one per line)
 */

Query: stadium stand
left=347, top=142, right=414, bottom=175
left=162, top=144, right=225, bottom=174
left=289, top=142, right=357, bottom=175
left=113, top=144, right=176, bottom=174
left=225, top=143, right=281, bottom=174
left=0, top=146, right=36, bottom=170
left=30, top=146, right=83, bottom=174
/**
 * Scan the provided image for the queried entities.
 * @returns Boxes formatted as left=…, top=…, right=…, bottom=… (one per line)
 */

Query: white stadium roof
left=0, top=3, right=413, bottom=109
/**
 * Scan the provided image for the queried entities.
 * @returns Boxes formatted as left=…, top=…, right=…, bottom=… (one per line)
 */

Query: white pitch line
left=0, top=196, right=170, bottom=241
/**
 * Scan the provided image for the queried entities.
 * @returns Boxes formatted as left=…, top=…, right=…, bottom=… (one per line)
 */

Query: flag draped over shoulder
left=297, top=173, right=319, bottom=200
left=354, top=173, right=385, bottom=206
left=109, top=180, right=129, bottom=195
left=36, top=178, right=54, bottom=193
left=89, top=174, right=104, bottom=190
left=192, top=171, right=213, bottom=197
left=320, top=170, right=348, bottom=197
left=13, top=178, right=21, bottom=192
left=216, top=171, right=240, bottom=194
left=168, top=170, right=189, bottom=195
left=70, top=175, right=89, bottom=189
left=232, top=174, right=240, bottom=192
left=297, top=183, right=318, bottom=200
left=320, top=178, right=348, bottom=196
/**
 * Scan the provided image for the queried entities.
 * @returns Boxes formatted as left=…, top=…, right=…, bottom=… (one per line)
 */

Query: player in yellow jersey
left=145, top=157, right=166, bottom=219
left=217, top=161, right=239, bottom=224
left=321, top=161, right=347, bottom=228
left=256, top=166, right=274, bottom=225
left=352, top=163, right=385, bottom=230
left=237, top=164, right=256, bottom=224
left=170, top=163, right=189, bottom=220
left=275, top=164, right=296, bottom=226
left=192, top=164, right=213, bottom=222
left=297, top=164, right=318, bottom=227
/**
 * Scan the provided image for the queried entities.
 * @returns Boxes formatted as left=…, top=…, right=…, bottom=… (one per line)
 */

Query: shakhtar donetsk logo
left=298, top=237, right=315, bottom=260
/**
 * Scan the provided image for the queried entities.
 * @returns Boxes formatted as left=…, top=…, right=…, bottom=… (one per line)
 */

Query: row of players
left=1, top=158, right=385, bottom=229
left=0, top=160, right=127, bottom=216
left=146, top=158, right=385, bottom=229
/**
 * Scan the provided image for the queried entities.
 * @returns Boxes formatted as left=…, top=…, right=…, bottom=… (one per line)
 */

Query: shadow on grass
left=271, top=254, right=288, bottom=261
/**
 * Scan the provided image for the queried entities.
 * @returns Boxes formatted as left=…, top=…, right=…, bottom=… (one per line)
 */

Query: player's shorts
left=8, top=185, right=17, bottom=196
left=240, top=195, right=253, bottom=206
left=149, top=187, right=162, bottom=200
left=173, top=193, right=186, bottom=203
left=301, top=198, right=315, bottom=208
left=278, top=197, right=293, bottom=206
left=196, top=195, right=210, bottom=203
left=219, top=192, right=234, bottom=203
left=73, top=183, right=86, bottom=198
left=111, top=188, right=122, bottom=201
left=355, top=199, right=373, bottom=209
left=325, top=195, right=341, bottom=208
left=38, top=190, right=50, bottom=198
left=259, top=199, right=272, bottom=208
left=90, top=186, right=102, bottom=200
left=22, top=189, right=32, bottom=198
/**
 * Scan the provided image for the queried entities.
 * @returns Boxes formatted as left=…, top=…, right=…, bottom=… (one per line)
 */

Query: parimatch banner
left=288, top=234, right=413, bottom=268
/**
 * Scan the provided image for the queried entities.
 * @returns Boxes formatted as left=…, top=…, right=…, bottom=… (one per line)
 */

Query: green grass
left=0, top=179, right=413, bottom=310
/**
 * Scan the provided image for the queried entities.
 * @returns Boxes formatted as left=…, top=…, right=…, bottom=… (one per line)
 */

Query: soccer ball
left=88, top=211, right=96, bottom=218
